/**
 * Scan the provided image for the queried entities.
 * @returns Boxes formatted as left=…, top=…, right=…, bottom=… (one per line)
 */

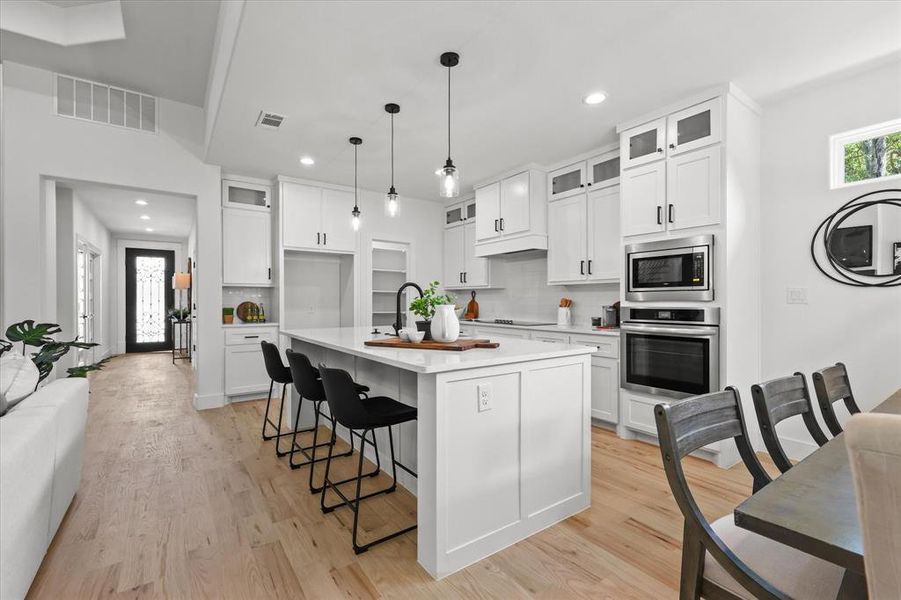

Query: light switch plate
left=477, top=383, right=492, bottom=412
left=786, top=287, right=808, bottom=305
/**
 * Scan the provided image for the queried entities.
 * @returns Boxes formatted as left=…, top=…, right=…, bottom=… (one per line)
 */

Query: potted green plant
left=223, top=307, right=234, bottom=325
left=409, top=281, right=454, bottom=340
left=168, top=307, right=190, bottom=322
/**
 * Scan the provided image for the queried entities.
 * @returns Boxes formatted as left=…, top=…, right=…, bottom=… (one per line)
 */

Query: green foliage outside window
left=844, top=131, right=901, bottom=184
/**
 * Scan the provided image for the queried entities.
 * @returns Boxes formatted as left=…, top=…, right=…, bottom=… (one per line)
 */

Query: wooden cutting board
left=364, top=337, right=499, bottom=351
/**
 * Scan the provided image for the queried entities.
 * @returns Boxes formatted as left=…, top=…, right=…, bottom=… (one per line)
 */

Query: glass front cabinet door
left=222, top=179, right=271, bottom=212
left=666, top=97, right=722, bottom=156
left=587, top=152, right=621, bottom=189
left=548, top=162, right=586, bottom=200
left=620, top=117, right=666, bottom=170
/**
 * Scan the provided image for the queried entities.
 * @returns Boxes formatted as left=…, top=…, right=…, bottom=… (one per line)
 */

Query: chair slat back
left=813, top=362, right=861, bottom=437
left=752, top=373, right=829, bottom=473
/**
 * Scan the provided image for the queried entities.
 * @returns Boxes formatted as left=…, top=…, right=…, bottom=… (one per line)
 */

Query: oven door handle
left=621, top=323, right=719, bottom=337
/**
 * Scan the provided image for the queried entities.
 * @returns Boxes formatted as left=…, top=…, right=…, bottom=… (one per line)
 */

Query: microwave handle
left=621, top=323, right=719, bottom=337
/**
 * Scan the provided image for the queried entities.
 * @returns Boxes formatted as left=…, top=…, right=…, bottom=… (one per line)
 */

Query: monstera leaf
left=6, top=320, right=62, bottom=347
left=67, top=357, right=111, bottom=378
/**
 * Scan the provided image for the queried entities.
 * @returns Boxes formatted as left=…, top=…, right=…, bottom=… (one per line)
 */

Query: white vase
left=430, top=304, right=460, bottom=343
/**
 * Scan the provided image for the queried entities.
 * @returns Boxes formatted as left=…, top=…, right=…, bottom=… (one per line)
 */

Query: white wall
left=464, top=252, right=620, bottom=325
left=760, top=59, right=901, bottom=458
left=0, top=61, right=225, bottom=408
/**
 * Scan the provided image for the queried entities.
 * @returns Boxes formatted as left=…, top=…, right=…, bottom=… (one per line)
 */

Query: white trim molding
left=829, top=117, right=901, bottom=189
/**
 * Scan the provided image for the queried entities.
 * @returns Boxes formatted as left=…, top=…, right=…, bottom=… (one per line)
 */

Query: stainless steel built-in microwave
left=625, top=235, right=714, bottom=302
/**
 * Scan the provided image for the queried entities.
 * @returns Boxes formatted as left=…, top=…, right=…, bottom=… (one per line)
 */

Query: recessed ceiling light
left=300, top=156, right=315, bottom=166
left=145, top=228, right=154, bottom=232
left=582, top=91, right=607, bottom=105
left=140, top=215, right=151, bottom=220
left=135, top=199, right=148, bottom=206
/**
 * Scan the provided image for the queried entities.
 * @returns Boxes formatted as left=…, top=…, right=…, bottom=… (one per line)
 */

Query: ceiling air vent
left=256, top=111, right=285, bottom=129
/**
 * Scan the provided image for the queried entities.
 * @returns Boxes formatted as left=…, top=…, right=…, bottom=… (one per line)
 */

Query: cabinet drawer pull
left=580, top=260, right=585, bottom=275
left=668, top=204, right=674, bottom=223
left=244, top=335, right=260, bottom=339
left=268, top=267, right=271, bottom=280
left=463, top=272, right=467, bottom=283
left=494, top=219, right=499, bottom=232
left=323, top=233, right=327, bottom=245
left=317, top=232, right=321, bottom=245
left=500, top=218, right=505, bottom=231
left=657, top=206, right=663, bottom=225
left=587, top=260, right=592, bottom=275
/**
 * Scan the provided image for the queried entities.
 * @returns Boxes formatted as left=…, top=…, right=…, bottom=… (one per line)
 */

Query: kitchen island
left=280, top=326, right=595, bottom=579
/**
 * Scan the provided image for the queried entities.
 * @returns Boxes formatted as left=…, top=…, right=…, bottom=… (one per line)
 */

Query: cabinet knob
left=669, top=143, right=675, bottom=149
left=580, top=184, right=585, bottom=188
left=657, top=147, right=663, bottom=153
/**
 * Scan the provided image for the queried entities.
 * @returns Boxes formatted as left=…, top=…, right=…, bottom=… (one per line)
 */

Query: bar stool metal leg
left=261, top=379, right=277, bottom=440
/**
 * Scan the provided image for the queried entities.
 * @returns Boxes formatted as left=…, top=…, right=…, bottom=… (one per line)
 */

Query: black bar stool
left=260, top=340, right=295, bottom=456
left=317, top=363, right=418, bottom=554
left=285, top=350, right=377, bottom=492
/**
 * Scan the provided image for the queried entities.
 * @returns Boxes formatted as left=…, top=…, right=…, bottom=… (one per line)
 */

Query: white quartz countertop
left=280, top=326, right=595, bottom=374
left=461, top=320, right=620, bottom=337
left=222, top=322, right=279, bottom=328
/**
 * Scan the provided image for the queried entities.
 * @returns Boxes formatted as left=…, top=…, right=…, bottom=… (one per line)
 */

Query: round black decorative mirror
left=811, top=189, right=901, bottom=287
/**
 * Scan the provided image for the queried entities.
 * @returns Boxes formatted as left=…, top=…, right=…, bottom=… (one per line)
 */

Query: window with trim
left=830, top=119, right=901, bottom=189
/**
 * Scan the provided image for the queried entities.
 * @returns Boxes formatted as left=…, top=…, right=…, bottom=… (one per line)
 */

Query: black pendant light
left=437, top=51, right=460, bottom=198
left=349, top=136, right=362, bottom=231
left=385, top=103, right=400, bottom=217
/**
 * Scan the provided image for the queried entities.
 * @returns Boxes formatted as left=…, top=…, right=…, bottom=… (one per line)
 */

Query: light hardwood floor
left=28, top=352, right=773, bottom=599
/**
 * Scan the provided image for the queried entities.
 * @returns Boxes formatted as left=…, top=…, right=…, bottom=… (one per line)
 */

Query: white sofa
left=0, top=378, right=89, bottom=600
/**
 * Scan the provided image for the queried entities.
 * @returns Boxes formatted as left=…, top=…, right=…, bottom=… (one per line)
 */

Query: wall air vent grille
left=256, top=111, right=285, bottom=129
left=55, top=74, right=157, bottom=133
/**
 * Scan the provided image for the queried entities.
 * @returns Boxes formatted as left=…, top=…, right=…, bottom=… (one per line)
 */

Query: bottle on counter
left=259, top=303, right=266, bottom=323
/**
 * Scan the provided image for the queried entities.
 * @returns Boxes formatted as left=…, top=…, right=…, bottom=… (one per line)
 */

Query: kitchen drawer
left=531, top=331, right=570, bottom=343
left=623, top=392, right=658, bottom=436
left=475, top=326, right=531, bottom=340
left=225, top=345, right=271, bottom=396
left=224, top=327, right=278, bottom=346
left=569, top=334, right=619, bottom=358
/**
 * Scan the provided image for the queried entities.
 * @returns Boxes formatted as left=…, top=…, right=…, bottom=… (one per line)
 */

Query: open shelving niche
left=370, top=240, right=413, bottom=329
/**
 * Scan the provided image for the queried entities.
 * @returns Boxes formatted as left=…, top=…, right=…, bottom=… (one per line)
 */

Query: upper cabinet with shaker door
left=620, top=118, right=666, bottom=170
left=621, top=162, right=666, bottom=237
left=223, top=208, right=272, bottom=285
left=223, top=179, right=271, bottom=212
left=280, top=180, right=356, bottom=253
left=666, top=97, right=722, bottom=156
left=473, top=168, right=547, bottom=257
left=444, top=221, right=491, bottom=290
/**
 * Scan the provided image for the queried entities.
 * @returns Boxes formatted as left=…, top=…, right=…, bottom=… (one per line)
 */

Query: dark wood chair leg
left=680, top=521, right=705, bottom=600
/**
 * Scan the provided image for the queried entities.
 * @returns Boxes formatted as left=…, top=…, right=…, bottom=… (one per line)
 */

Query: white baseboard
left=193, top=392, right=226, bottom=410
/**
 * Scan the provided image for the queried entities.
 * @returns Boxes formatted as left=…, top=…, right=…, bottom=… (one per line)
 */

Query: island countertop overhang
left=280, top=326, right=596, bottom=374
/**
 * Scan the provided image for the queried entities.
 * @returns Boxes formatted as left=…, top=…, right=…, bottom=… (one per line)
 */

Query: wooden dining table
left=734, top=388, right=901, bottom=599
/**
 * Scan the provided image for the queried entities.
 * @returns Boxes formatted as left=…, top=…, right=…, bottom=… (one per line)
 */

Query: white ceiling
left=206, top=1, right=901, bottom=201
left=0, top=0, right=219, bottom=105
left=61, top=181, right=195, bottom=239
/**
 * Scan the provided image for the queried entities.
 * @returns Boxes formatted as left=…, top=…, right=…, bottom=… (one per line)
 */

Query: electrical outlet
left=786, top=287, right=808, bottom=305
left=477, top=383, right=492, bottom=412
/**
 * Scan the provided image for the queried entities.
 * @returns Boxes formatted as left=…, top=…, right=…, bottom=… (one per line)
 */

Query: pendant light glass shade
left=437, top=52, right=461, bottom=198
left=385, top=103, right=400, bottom=216
left=349, top=136, right=362, bottom=230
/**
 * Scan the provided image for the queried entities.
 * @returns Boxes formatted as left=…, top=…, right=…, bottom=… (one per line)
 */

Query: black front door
left=125, top=248, right=175, bottom=353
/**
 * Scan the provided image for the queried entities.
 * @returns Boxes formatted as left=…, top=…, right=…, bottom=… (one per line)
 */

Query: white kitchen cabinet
left=547, top=195, right=587, bottom=283
left=280, top=181, right=356, bottom=252
left=475, top=182, right=501, bottom=241
left=445, top=222, right=489, bottom=289
left=666, top=145, right=721, bottom=231
left=621, top=161, right=666, bottom=237
left=586, top=151, right=621, bottom=189
left=666, top=97, right=722, bottom=156
left=222, top=179, right=271, bottom=212
left=445, top=196, right=477, bottom=228
left=443, top=225, right=465, bottom=288
left=590, top=356, right=619, bottom=423
left=481, top=327, right=530, bottom=341
left=547, top=184, right=620, bottom=285
left=531, top=331, right=569, bottom=343
left=223, top=207, right=271, bottom=285
left=548, top=162, right=585, bottom=201
left=586, top=186, right=620, bottom=281
left=224, top=326, right=278, bottom=396
left=499, top=171, right=531, bottom=236
left=620, top=117, right=666, bottom=170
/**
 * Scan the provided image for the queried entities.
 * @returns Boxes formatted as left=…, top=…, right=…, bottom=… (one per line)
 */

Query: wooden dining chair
left=655, top=388, right=845, bottom=600
left=812, top=362, right=862, bottom=437
left=846, top=413, right=901, bottom=600
left=751, top=373, right=829, bottom=474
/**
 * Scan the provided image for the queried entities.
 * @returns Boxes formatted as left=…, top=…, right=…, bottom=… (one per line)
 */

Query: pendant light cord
left=354, top=144, right=358, bottom=209
left=390, top=112, right=395, bottom=188
left=447, top=64, right=452, bottom=161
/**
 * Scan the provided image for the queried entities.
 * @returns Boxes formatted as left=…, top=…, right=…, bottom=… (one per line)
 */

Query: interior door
left=667, top=145, right=721, bottom=231
left=463, top=222, right=488, bottom=286
left=621, top=161, right=666, bottom=237
left=499, top=171, right=530, bottom=235
left=321, top=188, right=357, bottom=252
left=443, top=225, right=465, bottom=288
left=76, top=245, right=98, bottom=365
left=587, top=186, right=620, bottom=281
left=475, top=182, right=501, bottom=241
left=547, top=195, right=587, bottom=283
left=125, top=248, right=174, bottom=353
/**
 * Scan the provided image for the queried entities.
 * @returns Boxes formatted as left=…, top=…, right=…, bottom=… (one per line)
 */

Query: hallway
left=29, top=353, right=761, bottom=599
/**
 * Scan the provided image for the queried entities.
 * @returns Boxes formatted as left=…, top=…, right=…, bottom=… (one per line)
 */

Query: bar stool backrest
left=812, top=362, right=862, bottom=437
left=261, top=340, right=291, bottom=384
left=285, top=349, right=325, bottom=401
left=318, top=364, right=369, bottom=430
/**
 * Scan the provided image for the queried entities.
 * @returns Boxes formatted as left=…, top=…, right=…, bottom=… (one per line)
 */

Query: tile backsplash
left=222, top=286, right=274, bottom=323
left=452, top=251, right=620, bottom=326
